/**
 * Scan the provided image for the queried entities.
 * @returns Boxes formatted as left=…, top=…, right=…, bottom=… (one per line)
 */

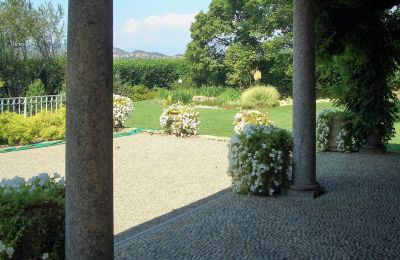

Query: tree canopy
left=185, top=0, right=293, bottom=92
left=0, top=0, right=65, bottom=97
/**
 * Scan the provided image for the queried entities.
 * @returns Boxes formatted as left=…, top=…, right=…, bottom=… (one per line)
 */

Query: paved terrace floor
left=1, top=133, right=399, bottom=259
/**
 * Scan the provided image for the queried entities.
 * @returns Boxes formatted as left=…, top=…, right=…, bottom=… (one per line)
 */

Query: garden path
left=0, top=133, right=231, bottom=234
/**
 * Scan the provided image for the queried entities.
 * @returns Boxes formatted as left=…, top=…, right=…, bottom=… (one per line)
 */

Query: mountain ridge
left=113, top=47, right=182, bottom=59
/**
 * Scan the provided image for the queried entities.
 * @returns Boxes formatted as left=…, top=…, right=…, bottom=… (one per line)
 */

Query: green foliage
left=0, top=108, right=66, bottom=145
left=185, top=0, right=293, bottom=91
left=113, top=59, right=186, bottom=88
left=26, top=79, right=45, bottom=97
left=388, top=64, right=400, bottom=90
left=224, top=43, right=257, bottom=87
left=0, top=174, right=64, bottom=259
left=316, top=1, right=400, bottom=146
left=155, top=86, right=242, bottom=107
left=113, top=72, right=130, bottom=96
left=126, top=85, right=157, bottom=102
left=0, top=0, right=65, bottom=97
left=227, top=124, right=293, bottom=195
left=240, top=85, right=280, bottom=109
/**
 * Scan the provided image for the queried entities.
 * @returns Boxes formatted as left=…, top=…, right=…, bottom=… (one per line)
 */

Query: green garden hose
left=0, top=128, right=157, bottom=154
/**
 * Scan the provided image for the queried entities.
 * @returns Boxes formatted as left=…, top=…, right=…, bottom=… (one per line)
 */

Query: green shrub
left=0, top=109, right=66, bottom=145
left=26, top=79, right=46, bottom=97
left=0, top=173, right=64, bottom=259
left=127, top=85, right=157, bottom=101
left=240, top=85, right=280, bottom=109
left=169, top=88, right=195, bottom=104
left=227, top=124, right=293, bottom=195
left=216, top=88, right=241, bottom=106
left=113, top=59, right=187, bottom=88
left=113, top=73, right=130, bottom=97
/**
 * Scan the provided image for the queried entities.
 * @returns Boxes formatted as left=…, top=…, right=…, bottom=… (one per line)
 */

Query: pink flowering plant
left=227, top=124, right=293, bottom=195
left=0, top=173, right=64, bottom=259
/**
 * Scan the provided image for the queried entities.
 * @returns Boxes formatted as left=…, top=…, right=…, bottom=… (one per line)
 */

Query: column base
left=290, top=183, right=325, bottom=198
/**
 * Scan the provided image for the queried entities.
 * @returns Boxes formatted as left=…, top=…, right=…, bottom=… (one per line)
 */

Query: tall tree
left=0, top=0, right=64, bottom=97
left=185, top=0, right=293, bottom=92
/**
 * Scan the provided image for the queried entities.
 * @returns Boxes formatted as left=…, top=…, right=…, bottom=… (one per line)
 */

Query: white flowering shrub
left=228, top=124, right=293, bottom=195
left=160, top=103, right=200, bottom=137
left=0, top=173, right=64, bottom=259
left=233, top=110, right=273, bottom=134
left=317, top=109, right=355, bottom=152
left=316, top=109, right=332, bottom=151
left=113, top=94, right=134, bottom=127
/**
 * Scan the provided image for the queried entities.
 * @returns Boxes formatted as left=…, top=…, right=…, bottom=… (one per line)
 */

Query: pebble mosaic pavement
left=115, top=152, right=400, bottom=259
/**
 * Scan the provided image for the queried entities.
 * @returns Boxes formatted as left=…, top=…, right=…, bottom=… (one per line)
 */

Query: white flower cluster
left=0, top=173, right=64, bottom=194
left=316, top=109, right=331, bottom=151
left=160, top=103, right=200, bottom=137
left=233, top=110, right=272, bottom=134
left=0, top=240, right=14, bottom=259
left=0, top=240, right=48, bottom=259
left=317, top=109, right=353, bottom=152
left=336, top=128, right=350, bottom=152
left=113, top=94, right=134, bottom=127
left=227, top=124, right=292, bottom=195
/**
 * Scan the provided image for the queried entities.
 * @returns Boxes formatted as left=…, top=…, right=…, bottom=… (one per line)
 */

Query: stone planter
left=327, top=116, right=343, bottom=152
left=360, top=133, right=385, bottom=154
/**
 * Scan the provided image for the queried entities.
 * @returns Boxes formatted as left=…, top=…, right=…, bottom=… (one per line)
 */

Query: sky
left=31, top=0, right=211, bottom=55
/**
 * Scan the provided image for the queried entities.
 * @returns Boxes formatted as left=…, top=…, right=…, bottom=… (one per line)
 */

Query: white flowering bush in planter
left=227, top=124, right=293, bottom=195
left=317, top=109, right=355, bottom=152
left=0, top=173, right=64, bottom=259
left=233, top=110, right=273, bottom=134
left=113, top=94, right=134, bottom=128
left=160, top=103, right=200, bottom=137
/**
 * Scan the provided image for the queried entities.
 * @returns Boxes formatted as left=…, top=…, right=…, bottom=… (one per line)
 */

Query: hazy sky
left=31, top=0, right=211, bottom=55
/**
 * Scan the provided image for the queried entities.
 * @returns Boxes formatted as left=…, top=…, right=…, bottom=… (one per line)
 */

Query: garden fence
left=0, top=95, right=66, bottom=117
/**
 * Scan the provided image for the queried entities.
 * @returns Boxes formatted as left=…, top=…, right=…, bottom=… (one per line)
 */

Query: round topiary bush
left=227, top=124, right=293, bottom=195
left=160, top=103, right=200, bottom=137
left=233, top=110, right=273, bottom=134
left=240, top=85, right=280, bottom=109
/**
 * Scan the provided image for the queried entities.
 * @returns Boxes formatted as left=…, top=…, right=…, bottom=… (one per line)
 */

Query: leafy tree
left=316, top=1, right=400, bottom=146
left=185, top=0, right=293, bottom=92
left=0, top=0, right=65, bottom=97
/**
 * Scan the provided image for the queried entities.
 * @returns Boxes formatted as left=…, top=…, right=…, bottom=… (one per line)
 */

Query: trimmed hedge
left=113, top=59, right=188, bottom=88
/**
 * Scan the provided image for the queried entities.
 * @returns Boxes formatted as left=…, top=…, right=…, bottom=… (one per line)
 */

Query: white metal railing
left=0, top=95, right=66, bottom=117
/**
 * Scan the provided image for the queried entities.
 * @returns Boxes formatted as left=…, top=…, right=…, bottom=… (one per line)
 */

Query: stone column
left=291, top=0, right=321, bottom=191
left=65, top=0, right=113, bottom=259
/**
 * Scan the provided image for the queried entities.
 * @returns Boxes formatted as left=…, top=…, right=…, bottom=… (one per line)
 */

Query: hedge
left=113, top=59, right=189, bottom=88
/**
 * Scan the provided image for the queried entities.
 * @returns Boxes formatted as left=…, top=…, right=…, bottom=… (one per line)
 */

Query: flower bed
left=233, top=110, right=273, bottom=134
left=160, top=103, right=200, bottom=137
left=0, top=173, right=64, bottom=259
left=113, top=94, right=134, bottom=128
left=227, top=124, right=293, bottom=195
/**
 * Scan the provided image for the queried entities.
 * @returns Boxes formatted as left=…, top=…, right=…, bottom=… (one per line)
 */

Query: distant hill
left=113, top=47, right=182, bottom=59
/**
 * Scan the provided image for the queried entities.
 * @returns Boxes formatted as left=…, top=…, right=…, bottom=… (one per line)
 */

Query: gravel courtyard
left=0, top=132, right=231, bottom=234
left=1, top=134, right=400, bottom=259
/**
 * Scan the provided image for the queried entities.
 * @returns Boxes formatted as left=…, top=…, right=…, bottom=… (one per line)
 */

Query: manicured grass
left=125, top=100, right=334, bottom=136
left=126, top=100, right=400, bottom=153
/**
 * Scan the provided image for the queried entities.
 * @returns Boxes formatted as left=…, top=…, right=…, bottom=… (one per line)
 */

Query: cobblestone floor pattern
left=115, top=152, right=400, bottom=259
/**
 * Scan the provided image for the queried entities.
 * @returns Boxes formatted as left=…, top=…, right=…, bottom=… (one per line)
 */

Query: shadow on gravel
left=114, top=188, right=231, bottom=246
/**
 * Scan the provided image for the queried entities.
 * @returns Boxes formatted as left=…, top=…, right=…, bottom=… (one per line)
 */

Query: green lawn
left=125, top=100, right=400, bottom=153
